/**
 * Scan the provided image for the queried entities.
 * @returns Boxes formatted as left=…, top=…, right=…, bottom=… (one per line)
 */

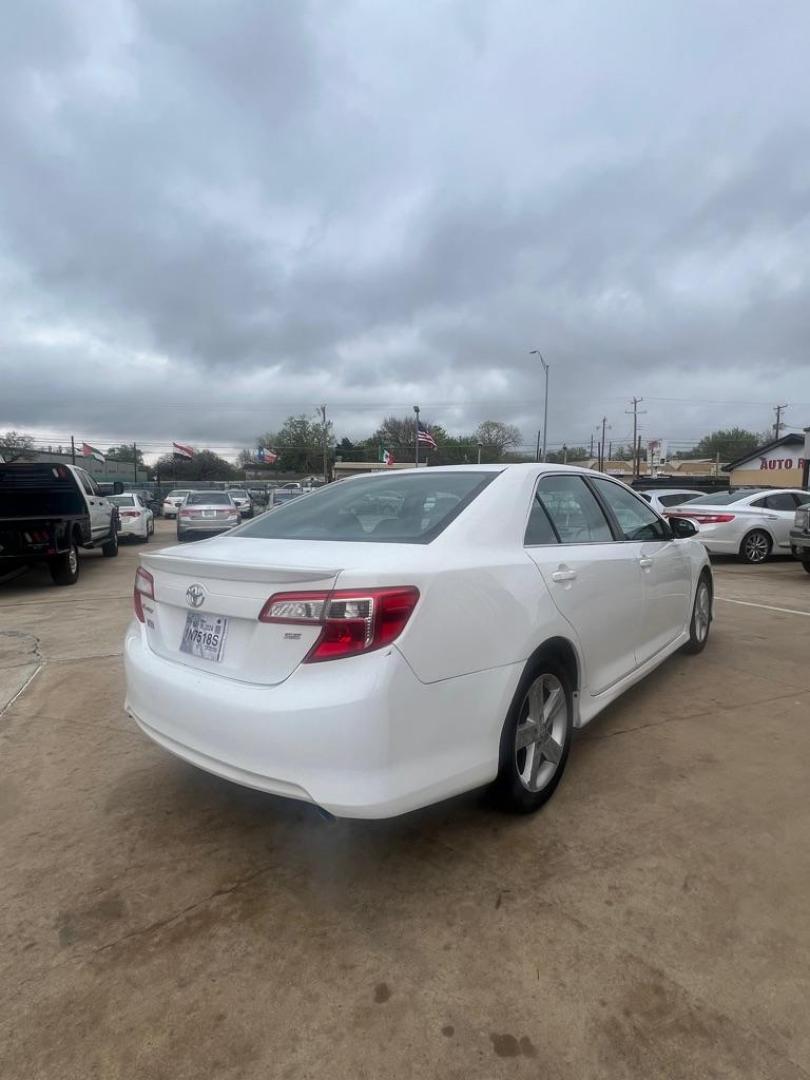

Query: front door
left=524, top=473, right=643, bottom=696
left=589, top=477, right=691, bottom=663
left=750, top=491, right=807, bottom=552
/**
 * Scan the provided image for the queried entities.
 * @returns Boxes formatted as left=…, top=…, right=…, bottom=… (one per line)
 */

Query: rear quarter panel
left=393, top=552, right=566, bottom=684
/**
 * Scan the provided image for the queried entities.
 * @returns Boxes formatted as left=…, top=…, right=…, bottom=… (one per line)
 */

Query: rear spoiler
left=141, top=551, right=339, bottom=585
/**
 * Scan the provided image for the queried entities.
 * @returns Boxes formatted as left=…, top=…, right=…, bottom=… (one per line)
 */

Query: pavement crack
left=92, top=862, right=276, bottom=956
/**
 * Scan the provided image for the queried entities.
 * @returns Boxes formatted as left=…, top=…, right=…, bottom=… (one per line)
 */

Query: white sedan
left=666, top=487, right=810, bottom=563
left=124, top=464, right=712, bottom=819
left=638, top=488, right=704, bottom=514
left=161, top=489, right=195, bottom=519
left=110, top=493, right=154, bottom=542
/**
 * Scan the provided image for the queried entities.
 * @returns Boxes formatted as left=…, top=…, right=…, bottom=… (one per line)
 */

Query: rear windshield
left=687, top=491, right=753, bottom=506
left=187, top=492, right=233, bottom=506
left=167, top=490, right=191, bottom=498
left=111, top=495, right=135, bottom=506
left=235, top=471, right=497, bottom=543
left=229, top=490, right=248, bottom=498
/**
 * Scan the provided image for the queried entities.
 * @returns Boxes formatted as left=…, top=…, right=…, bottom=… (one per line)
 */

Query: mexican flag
left=81, top=442, right=105, bottom=463
left=378, top=446, right=394, bottom=466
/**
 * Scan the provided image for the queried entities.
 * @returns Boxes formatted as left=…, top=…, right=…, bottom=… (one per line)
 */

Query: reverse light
left=259, top=587, right=420, bottom=661
left=133, top=567, right=155, bottom=623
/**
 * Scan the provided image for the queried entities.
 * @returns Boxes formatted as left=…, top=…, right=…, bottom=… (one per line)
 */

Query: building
left=724, top=433, right=807, bottom=489
left=5, top=449, right=149, bottom=484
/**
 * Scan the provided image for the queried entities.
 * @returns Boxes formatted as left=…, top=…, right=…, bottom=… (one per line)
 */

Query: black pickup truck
left=0, top=462, right=121, bottom=586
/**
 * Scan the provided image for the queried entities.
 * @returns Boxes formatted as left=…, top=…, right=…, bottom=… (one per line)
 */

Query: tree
left=257, top=414, right=335, bottom=474
left=546, top=446, right=589, bottom=464
left=106, top=444, right=145, bottom=466
left=0, top=430, right=36, bottom=462
left=686, top=428, right=763, bottom=463
left=151, top=449, right=238, bottom=481
left=475, top=420, right=522, bottom=460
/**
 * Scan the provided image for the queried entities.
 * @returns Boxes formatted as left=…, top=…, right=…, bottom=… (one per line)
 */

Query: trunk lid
left=140, top=538, right=347, bottom=685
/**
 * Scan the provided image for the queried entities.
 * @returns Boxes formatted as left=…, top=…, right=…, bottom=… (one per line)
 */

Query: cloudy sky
left=3, top=0, right=810, bottom=459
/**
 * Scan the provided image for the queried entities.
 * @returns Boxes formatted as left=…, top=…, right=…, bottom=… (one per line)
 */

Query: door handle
left=551, top=569, right=577, bottom=582
left=639, top=557, right=653, bottom=569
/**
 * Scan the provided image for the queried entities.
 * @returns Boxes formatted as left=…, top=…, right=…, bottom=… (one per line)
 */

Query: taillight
left=259, top=587, right=420, bottom=662
left=133, top=567, right=155, bottom=622
left=682, top=513, right=736, bottom=524
left=120, top=510, right=140, bottom=518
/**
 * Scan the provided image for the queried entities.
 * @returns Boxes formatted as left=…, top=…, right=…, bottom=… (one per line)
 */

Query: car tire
left=682, top=572, right=712, bottom=654
left=176, top=531, right=186, bottom=543
left=739, top=529, right=771, bottom=564
left=49, top=541, right=80, bottom=586
left=492, top=657, right=573, bottom=814
left=801, top=561, right=810, bottom=575
left=101, top=525, right=119, bottom=558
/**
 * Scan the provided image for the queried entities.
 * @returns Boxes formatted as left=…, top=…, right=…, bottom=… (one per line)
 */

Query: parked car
left=0, top=462, right=119, bottom=586
left=790, top=503, right=810, bottom=573
left=269, top=487, right=305, bottom=507
left=666, top=488, right=810, bottom=563
left=125, top=464, right=711, bottom=819
left=226, top=488, right=254, bottom=518
left=161, top=489, right=195, bottom=519
left=110, top=493, right=154, bottom=542
left=176, top=491, right=240, bottom=542
left=637, top=488, right=705, bottom=514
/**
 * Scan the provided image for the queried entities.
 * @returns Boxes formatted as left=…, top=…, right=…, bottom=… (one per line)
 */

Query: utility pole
left=133, top=442, right=138, bottom=483
left=589, top=433, right=594, bottom=458
left=71, top=435, right=76, bottom=466
left=529, top=350, right=550, bottom=461
left=562, top=444, right=568, bottom=464
left=477, top=441, right=483, bottom=465
left=598, top=417, right=607, bottom=473
left=535, top=428, right=542, bottom=462
left=774, top=403, right=788, bottom=439
left=413, top=405, right=420, bottom=467
left=636, top=435, right=642, bottom=478
left=626, top=397, right=646, bottom=479
left=318, top=405, right=329, bottom=483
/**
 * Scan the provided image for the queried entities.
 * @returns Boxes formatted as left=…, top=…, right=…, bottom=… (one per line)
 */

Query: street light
left=529, top=350, right=550, bottom=462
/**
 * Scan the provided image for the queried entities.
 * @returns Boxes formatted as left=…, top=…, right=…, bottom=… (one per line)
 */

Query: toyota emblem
left=186, top=584, right=206, bottom=608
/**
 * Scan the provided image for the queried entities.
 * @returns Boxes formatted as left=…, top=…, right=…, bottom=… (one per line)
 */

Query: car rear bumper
left=118, top=519, right=146, bottom=536
left=177, top=521, right=238, bottom=535
left=790, top=530, right=810, bottom=558
left=124, top=623, right=519, bottom=818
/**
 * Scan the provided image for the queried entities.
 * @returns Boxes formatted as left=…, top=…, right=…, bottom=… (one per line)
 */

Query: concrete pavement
left=1, top=523, right=809, bottom=1079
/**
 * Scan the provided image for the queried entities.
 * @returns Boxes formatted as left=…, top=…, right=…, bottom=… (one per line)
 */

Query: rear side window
left=757, top=492, right=801, bottom=511
left=524, top=495, right=559, bottom=545
left=77, top=470, right=95, bottom=497
left=659, top=492, right=699, bottom=507
left=235, top=471, right=498, bottom=544
left=590, top=478, right=669, bottom=541
left=535, top=475, right=612, bottom=543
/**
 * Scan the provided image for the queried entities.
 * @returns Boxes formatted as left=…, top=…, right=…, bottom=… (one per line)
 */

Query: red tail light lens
left=672, top=512, right=736, bottom=524
left=133, top=567, right=155, bottom=622
left=259, top=587, right=420, bottom=662
left=120, top=510, right=140, bottom=519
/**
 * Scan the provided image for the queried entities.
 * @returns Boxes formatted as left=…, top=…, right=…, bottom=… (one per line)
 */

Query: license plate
left=203, top=509, right=216, bottom=518
left=180, top=613, right=229, bottom=662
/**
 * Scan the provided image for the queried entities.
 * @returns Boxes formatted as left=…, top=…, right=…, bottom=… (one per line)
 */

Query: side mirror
left=670, top=516, right=698, bottom=539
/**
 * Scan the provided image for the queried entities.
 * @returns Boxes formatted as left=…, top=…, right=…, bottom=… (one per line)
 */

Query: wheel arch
left=524, top=635, right=582, bottom=725
left=739, top=525, right=774, bottom=557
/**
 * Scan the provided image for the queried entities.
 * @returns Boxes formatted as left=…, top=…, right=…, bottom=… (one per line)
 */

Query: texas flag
left=172, top=441, right=194, bottom=459
left=256, top=447, right=278, bottom=464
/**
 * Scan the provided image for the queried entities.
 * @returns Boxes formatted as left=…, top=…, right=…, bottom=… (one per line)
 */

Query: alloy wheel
left=514, top=673, right=568, bottom=793
left=694, top=580, right=711, bottom=641
left=743, top=532, right=769, bottom=563
left=68, top=546, right=78, bottom=575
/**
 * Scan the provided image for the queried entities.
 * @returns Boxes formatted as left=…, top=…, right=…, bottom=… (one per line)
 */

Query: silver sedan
left=176, top=492, right=240, bottom=543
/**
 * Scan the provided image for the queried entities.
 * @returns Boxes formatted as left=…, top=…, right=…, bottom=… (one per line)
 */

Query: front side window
left=536, top=475, right=613, bottom=543
left=235, top=471, right=497, bottom=544
left=591, top=479, right=669, bottom=542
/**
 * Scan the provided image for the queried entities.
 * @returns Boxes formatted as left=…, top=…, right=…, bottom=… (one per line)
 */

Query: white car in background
left=666, top=488, right=810, bottom=563
left=125, top=464, right=711, bottom=819
left=110, top=493, right=154, bottom=542
left=161, top=489, right=195, bottom=519
left=638, top=488, right=705, bottom=514
left=226, top=489, right=253, bottom=518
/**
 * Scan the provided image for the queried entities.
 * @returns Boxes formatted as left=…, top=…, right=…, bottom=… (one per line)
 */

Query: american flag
left=173, top=441, right=194, bottom=459
left=417, top=421, right=437, bottom=450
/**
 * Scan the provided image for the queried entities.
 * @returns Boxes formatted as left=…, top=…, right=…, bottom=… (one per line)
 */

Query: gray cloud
left=2, top=0, right=810, bottom=457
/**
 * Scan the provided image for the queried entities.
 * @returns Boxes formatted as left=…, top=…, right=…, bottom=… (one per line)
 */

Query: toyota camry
left=124, top=464, right=712, bottom=818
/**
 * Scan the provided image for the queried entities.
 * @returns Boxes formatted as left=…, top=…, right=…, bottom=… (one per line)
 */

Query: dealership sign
left=754, top=445, right=807, bottom=471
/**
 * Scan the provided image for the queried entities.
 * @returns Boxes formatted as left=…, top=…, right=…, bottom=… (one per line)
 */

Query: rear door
left=750, top=491, right=806, bottom=551
left=524, top=473, right=642, bottom=696
left=76, top=469, right=106, bottom=539
left=590, top=477, right=691, bottom=663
